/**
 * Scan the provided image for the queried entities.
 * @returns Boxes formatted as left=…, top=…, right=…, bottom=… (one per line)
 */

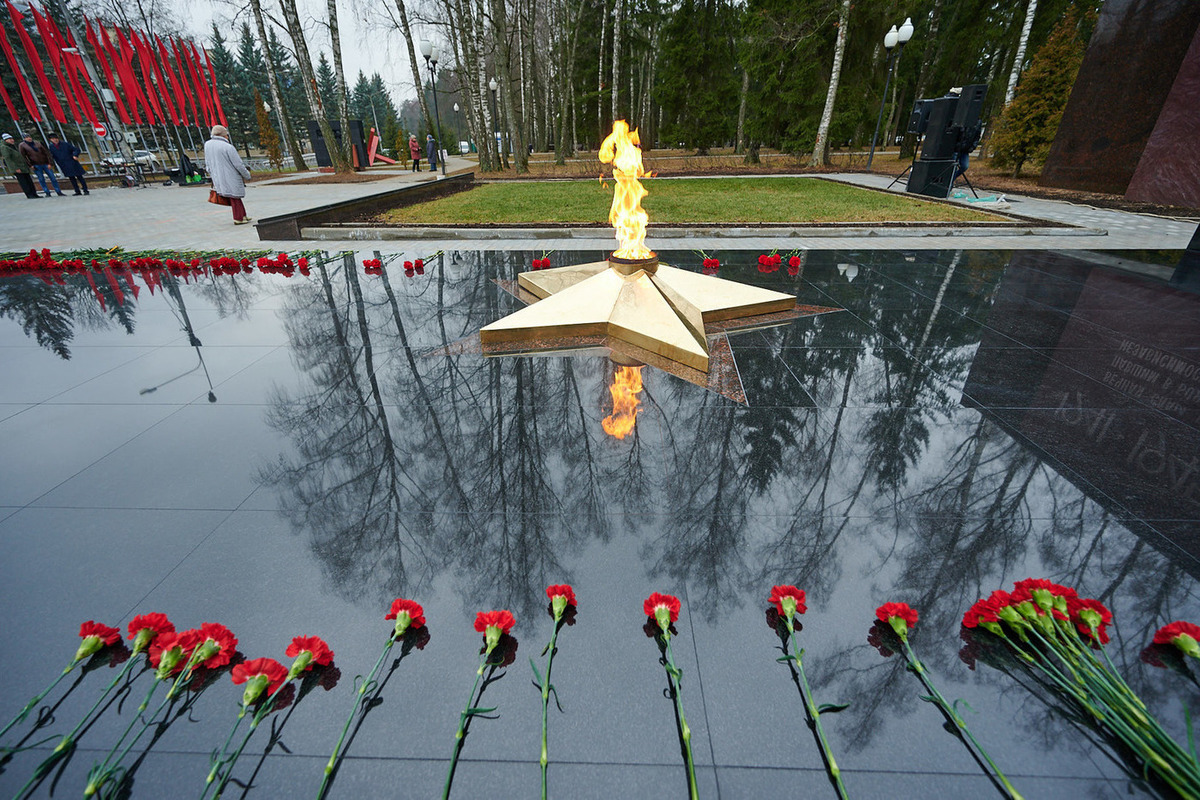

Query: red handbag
left=207, top=190, right=231, bottom=206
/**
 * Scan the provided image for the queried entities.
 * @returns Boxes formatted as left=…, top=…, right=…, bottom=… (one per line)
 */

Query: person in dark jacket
left=426, top=134, right=437, bottom=172
left=47, top=133, right=89, bottom=195
left=19, top=134, right=64, bottom=196
left=1, top=133, right=38, bottom=198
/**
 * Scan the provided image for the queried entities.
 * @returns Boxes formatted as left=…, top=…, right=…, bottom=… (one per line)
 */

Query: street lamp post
left=419, top=40, right=447, bottom=176
left=488, top=77, right=499, bottom=168
left=867, top=17, right=913, bottom=170
left=453, top=102, right=460, bottom=154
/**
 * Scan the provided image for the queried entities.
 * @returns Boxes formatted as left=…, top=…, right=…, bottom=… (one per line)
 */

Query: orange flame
left=602, top=366, right=644, bottom=439
left=599, top=121, right=651, bottom=259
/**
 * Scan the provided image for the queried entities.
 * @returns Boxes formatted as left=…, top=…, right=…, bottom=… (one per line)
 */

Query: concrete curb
left=301, top=224, right=1108, bottom=241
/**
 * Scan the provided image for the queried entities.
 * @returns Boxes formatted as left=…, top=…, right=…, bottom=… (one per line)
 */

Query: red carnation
left=285, top=635, right=335, bottom=675
left=767, top=585, right=806, bottom=620
left=1011, top=578, right=1077, bottom=613
left=177, top=623, right=239, bottom=670
left=546, top=584, right=576, bottom=621
left=962, top=597, right=1001, bottom=633
left=75, top=621, right=122, bottom=663
left=788, top=256, right=801, bottom=268
left=1066, top=597, right=1112, bottom=646
left=643, top=592, right=681, bottom=632
left=231, top=657, right=289, bottom=706
left=876, top=602, right=918, bottom=640
left=1153, top=621, right=1200, bottom=658
left=127, top=613, right=175, bottom=654
left=386, top=599, right=425, bottom=638
left=149, top=632, right=188, bottom=676
left=757, top=254, right=768, bottom=265
left=475, top=610, right=516, bottom=654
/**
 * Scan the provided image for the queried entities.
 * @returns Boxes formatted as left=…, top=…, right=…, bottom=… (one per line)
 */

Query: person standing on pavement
left=426, top=134, right=437, bottom=172
left=204, top=125, right=252, bottom=225
left=47, top=133, right=89, bottom=195
left=1, top=133, right=38, bottom=199
left=19, top=133, right=64, bottom=196
left=409, top=134, right=421, bottom=172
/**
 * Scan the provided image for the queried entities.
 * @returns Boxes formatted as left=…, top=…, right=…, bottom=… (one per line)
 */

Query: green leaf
left=466, top=706, right=497, bottom=715
left=776, top=655, right=795, bottom=663
left=952, top=698, right=974, bottom=715
left=817, top=702, right=850, bottom=714
left=529, top=658, right=543, bottom=688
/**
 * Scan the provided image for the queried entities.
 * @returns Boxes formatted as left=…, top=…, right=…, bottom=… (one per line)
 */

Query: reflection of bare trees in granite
left=0, top=274, right=136, bottom=359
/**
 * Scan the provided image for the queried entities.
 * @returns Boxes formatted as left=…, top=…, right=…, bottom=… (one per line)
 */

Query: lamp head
left=418, top=39, right=433, bottom=59
left=884, top=25, right=899, bottom=49
left=489, top=77, right=498, bottom=92
left=898, top=17, right=914, bottom=43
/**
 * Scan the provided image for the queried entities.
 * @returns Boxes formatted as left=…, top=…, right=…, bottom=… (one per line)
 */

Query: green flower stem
left=784, top=619, right=847, bottom=800
left=443, top=653, right=489, bottom=800
left=1020, top=629, right=1200, bottom=794
left=86, top=650, right=208, bottom=796
left=210, top=690, right=283, bottom=799
left=539, top=624, right=560, bottom=800
left=0, top=661, right=77, bottom=743
left=317, top=636, right=395, bottom=800
left=11, top=657, right=144, bottom=800
left=899, top=639, right=1022, bottom=800
left=199, top=706, right=250, bottom=799
left=662, top=632, right=698, bottom=800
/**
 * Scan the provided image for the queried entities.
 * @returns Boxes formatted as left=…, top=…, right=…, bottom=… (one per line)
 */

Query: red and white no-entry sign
left=93, top=123, right=108, bottom=139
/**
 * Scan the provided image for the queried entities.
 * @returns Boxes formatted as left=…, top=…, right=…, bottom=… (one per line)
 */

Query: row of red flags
left=0, top=1, right=225, bottom=129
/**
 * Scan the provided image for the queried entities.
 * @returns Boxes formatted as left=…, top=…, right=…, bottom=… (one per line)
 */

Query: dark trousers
left=67, top=175, right=88, bottom=194
left=411, top=157, right=420, bottom=172
left=15, top=173, right=37, bottom=198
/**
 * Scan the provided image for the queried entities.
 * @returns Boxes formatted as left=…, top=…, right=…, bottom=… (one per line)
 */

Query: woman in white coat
left=204, top=125, right=252, bottom=224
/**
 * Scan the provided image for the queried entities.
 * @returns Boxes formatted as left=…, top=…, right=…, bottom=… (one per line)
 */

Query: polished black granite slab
left=1, top=248, right=1199, bottom=798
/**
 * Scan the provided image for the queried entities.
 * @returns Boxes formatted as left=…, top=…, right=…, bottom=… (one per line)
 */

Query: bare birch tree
left=278, top=0, right=350, bottom=171
left=1004, top=0, right=1039, bottom=105
left=247, top=0, right=307, bottom=170
left=809, top=0, right=850, bottom=167
left=326, top=0, right=353, bottom=165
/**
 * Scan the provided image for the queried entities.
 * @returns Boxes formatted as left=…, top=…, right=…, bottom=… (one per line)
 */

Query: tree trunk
left=555, top=0, right=585, bottom=164
left=392, top=0, right=435, bottom=135
left=327, top=0, right=354, bottom=168
left=279, top=0, right=348, bottom=171
left=611, top=0, right=623, bottom=123
left=735, top=67, right=749, bottom=154
left=1004, top=0, right=1039, bottom=106
left=809, top=0, right=850, bottom=167
left=597, top=0, right=608, bottom=143
left=491, top=0, right=528, bottom=172
left=901, top=0, right=945, bottom=160
left=248, top=0, right=307, bottom=170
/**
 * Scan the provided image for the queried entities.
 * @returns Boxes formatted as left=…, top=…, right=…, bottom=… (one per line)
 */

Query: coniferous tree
left=351, top=71, right=372, bottom=125
left=255, top=89, right=283, bottom=169
left=655, top=0, right=739, bottom=153
left=988, top=6, right=1091, bottom=177
left=210, top=24, right=254, bottom=155
left=315, top=52, right=338, bottom=126
left=266, top=28, right=310, bottom=150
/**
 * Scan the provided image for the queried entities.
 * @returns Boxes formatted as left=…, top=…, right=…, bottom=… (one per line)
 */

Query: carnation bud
left=392, top=612, right=413, bottom=640
left=73, top=635, right=105, bottom=664
left=654, top=606, right=672, bottom=633
left=887, top=616, right=909, bottom=641
left=484, top=624, right=503, bottom=654
left=241, top=674, right=271, bottom=706
left=288, top=650, right=314, bottom=680
left=551, top=594, right=568, bottom=621
left=1173, top=633, right=1200, bottom=659
left=155, top=647, right=184, bottom=679
left=779, top=595, right=798, bottom=621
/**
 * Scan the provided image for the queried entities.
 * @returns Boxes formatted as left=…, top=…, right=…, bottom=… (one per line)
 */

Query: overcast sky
left=182, top=0, right=437, bottom=108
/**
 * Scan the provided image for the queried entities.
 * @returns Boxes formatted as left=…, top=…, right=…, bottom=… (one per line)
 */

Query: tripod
left=887, top=133, right=923, bottom=190
left=950, top=154, right=980, bottom=199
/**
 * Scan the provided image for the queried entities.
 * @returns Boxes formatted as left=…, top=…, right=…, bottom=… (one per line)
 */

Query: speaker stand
left=951, top=164, right=980, bottom=198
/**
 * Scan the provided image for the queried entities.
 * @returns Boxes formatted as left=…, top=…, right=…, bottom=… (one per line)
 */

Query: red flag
left=115, top=29, right=153, bottom=123
left=140, top=32, right=178, bottom=125
left=0, top=76, right=17, bottom=120
left=46, top=15, right=99, bottom=126
left=5, top=0, right=65, bottom=121
left=181, top=41, right=212, bottom=126
left=131, top=32, right=163, bottom=124
left=200, top=45, right=226, bottom=126
left=86, top=19, right=130, bottom=124
left=0, top=25, right=38, bottom=120
left=156, top=36, right=186, bottom=125
left=29, top=5, right=80, bottom=122
left=171, top=39, right=199, bottom=126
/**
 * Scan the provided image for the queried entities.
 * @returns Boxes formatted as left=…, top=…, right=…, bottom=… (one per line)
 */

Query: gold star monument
left=479, top=121, right=797, bottom=373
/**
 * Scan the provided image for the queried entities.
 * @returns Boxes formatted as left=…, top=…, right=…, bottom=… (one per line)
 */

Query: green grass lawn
left=378, top=177, right=997, bottom=224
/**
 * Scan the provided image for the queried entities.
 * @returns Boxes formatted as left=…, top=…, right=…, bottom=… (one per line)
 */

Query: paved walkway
left=1, top=164, right=1195, bottom=253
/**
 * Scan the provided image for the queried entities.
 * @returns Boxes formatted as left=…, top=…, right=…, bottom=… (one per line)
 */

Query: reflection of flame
left=599, top=121, right=651, bottom=259
left=602, top=366, right=643, bottom=439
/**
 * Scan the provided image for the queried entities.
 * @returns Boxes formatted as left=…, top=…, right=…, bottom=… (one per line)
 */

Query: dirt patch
left=274, top=172, right=398, bottom=185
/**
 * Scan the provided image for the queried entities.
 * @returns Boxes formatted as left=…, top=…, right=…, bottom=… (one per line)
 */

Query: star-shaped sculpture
left=479, top=257, right=798, bottom=372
